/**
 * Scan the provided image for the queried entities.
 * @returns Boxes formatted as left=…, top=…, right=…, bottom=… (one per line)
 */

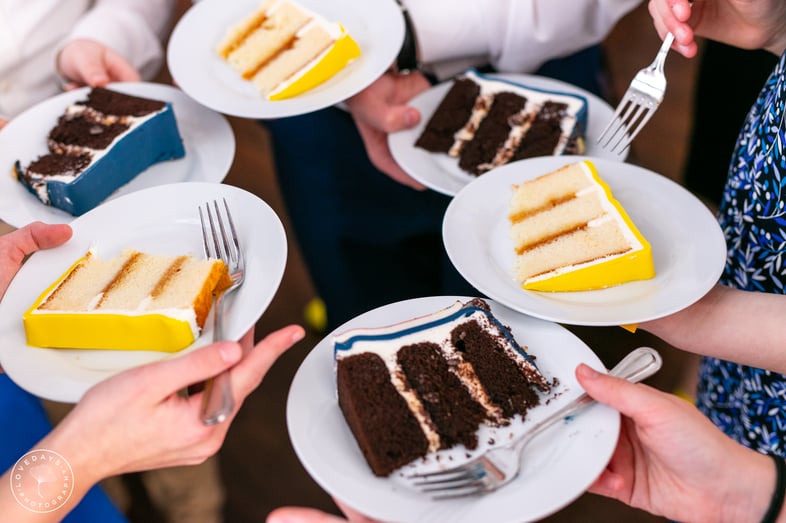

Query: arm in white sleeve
left=404, top=0, right=643, bottom=74
left=65, top=0, right=177, bottom=80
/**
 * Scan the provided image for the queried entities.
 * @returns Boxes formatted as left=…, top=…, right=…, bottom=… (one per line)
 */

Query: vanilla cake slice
left=216, top=0, right=361, bottom=100
left=23, top=249, right=231, bottom=352
left=508, top=160, right=655, bottom=292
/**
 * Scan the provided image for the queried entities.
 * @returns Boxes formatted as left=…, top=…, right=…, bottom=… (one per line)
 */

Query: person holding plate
left=264, top=0, right=644, bottom=333
left=0, top=2, right=233, bottom=522
left=0, top=0, right=175, bottom=128
left=0, top=221, right=306, bottom=523
left=265, top=0, right=786, bottom=519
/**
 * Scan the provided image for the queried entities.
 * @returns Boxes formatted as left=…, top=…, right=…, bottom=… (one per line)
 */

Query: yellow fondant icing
left=23, top=256, right=197, bottom=353
left=520, top=160, right=655, bottom=292
left=268, top=26, right=361, bottom=101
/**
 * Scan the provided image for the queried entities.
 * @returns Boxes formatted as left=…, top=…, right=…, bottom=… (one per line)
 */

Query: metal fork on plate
left=597, top=33, right=675, bottom=154
left=198, top=198, right=246, bottom=425
left=409, top=346, right=663, bottom=499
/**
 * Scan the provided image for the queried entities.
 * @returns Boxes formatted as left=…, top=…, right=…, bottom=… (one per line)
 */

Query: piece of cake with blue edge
left=14, top=87, right=185, bottom=216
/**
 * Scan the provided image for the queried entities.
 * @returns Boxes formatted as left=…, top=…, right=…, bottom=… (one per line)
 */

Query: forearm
left=0, top=422, right=106, bottom=523
left=640, top=285, right=786, bottom=373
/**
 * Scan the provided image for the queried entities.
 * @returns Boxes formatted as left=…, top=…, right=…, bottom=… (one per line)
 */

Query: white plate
left=389, top=73, right=627, bottom=196
left=443, top=156, right=726, bottom=326
left=0, top=82, right=235, bottom=228
left=287, top=295, right=619, bottom=523
left=0, top=182, right=287, bottom=403
left=167, top=0, right=403, bottom=118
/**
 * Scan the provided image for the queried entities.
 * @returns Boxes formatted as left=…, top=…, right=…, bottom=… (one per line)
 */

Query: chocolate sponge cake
left=334, top=298, right=551, bottom=477
left=415, top=70, right=588, bottom=176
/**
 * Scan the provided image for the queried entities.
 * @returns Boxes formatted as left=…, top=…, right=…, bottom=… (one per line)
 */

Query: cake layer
left=334, top=298, right=550, bottom=477
left=459, top=92, right=527, bottom=175
left=415, top=70, right=588, bottom=175
left=415, top=78, right=481, bottom=153
left=217, top=0, right=360, bottom=100
left=15, top=88, right=185, bottom=216
left=227, top=1, right=311, bottom=79
left=336, top=352, right=430, bottom=478
left=509, top=160, right=655, bottom=291
left=24, top=249, right=230, bottom=352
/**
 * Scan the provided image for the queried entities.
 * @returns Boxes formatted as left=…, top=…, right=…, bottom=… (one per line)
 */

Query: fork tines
left=199, top=198, right=240, bottom=266
left=597, top=32, right=674, bottom=155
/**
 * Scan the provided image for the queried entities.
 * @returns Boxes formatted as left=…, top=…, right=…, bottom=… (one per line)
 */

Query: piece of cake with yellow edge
left=216, top=0, right=361, bottom=101
left=508, top=159, right=655, bottom=292
left=23, top=249, right=231, bottom=352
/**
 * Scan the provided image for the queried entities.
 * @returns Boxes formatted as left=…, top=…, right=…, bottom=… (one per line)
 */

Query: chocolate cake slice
left=458, top=91, right=527, bottom=175
left=334, top=298, right=551, bottom=477
left=14, top=87, right=185, bottom=216
left=414, top=70, right=588, bottom=176
left=415, top=77, right=480, bottom=153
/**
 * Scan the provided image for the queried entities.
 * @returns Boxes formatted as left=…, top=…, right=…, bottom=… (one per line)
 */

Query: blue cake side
left=34, top=103, right=185, bottom=216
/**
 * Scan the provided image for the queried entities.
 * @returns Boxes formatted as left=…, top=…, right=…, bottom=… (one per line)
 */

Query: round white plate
left=0, top=82, right=235, bottom=228
left=389, top=74, right=627, bottom=196
left=167, top=0, right=403, bottom=118
left=288, top=295, right=620, bottom=523
left=0, top=182, right=287, bottom=403
left=443, top=156, right=726, bottom=326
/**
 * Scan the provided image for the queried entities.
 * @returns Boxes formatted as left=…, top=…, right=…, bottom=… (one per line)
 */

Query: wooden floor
left=0, top=3, right=711, bottom=522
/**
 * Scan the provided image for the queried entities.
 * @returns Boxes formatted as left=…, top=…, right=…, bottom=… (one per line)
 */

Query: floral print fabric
left=696, top=49, right=786, bottom=455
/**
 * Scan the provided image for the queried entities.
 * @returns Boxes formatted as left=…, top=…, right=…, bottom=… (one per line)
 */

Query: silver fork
left=597, top=32, right=675, bottom=154
left=409, top=346, right=663, bottom=499
left=198, top=198, right=246, bottom=425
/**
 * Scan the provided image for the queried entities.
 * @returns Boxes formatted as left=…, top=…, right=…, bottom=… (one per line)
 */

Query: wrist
left=718, top=449, right=783, bottom=523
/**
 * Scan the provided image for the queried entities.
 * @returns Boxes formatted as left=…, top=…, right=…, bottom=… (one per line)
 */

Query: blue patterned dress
left=696, top=48, right=786, bottom=454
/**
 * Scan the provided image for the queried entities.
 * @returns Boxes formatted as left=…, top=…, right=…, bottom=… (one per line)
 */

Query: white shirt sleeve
left=65, top=0, right=177, bottom=80
left=404, top=0, right=642, bottom=75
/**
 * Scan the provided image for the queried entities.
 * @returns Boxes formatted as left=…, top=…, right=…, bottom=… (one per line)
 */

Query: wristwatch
left=395, top=0, right=419, bottom=73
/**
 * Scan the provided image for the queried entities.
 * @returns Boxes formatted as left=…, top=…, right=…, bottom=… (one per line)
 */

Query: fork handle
left=512, top=347, right=662, bottom=452
left=652, top=32, right=675, bottom=73
left=201, top=290, right=235, bottom=425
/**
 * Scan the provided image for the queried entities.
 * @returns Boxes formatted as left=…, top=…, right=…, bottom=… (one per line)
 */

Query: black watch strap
left=395, top=0, right=419, bottom=73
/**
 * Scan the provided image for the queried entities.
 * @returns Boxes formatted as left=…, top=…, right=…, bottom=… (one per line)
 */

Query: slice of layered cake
left=415, top=70, right=588, bottom=175
left=14, top=87, right=185, bottom=216
left=334, top=298, right=551, bottom=477
left=216, top=0, right=361, bottom=100
left=509, top=160, right=655, bottom=292
left=23, top=249, right=231, bottom=352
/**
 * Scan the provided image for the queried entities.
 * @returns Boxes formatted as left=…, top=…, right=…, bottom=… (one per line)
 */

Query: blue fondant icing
left=20, top=102, right=184, bottom=216
left=333, top=304, right=537, bottom=365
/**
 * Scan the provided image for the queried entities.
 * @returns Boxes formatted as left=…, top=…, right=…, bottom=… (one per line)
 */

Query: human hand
left=57, top=38, right=141, bottom=89
left=576, top=363, right=774, bottom=522
left=345, top=71, right=431, bottom=190
left=268, top=497, right=382, bottom=523
left=648, top=0, right=786, bottom=57
left=45, top=324, right=305, bottom=486
left=0, top=118, right=7, bottom=131
left=0, top=222, right=72, bottom=300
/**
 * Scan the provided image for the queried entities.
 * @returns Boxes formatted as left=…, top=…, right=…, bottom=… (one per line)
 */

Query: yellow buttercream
left=519, top=160, right=655, bottom=292
left=23, top=255, right=198, bottom=353
left=268, top=25, right=361, bottom=101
